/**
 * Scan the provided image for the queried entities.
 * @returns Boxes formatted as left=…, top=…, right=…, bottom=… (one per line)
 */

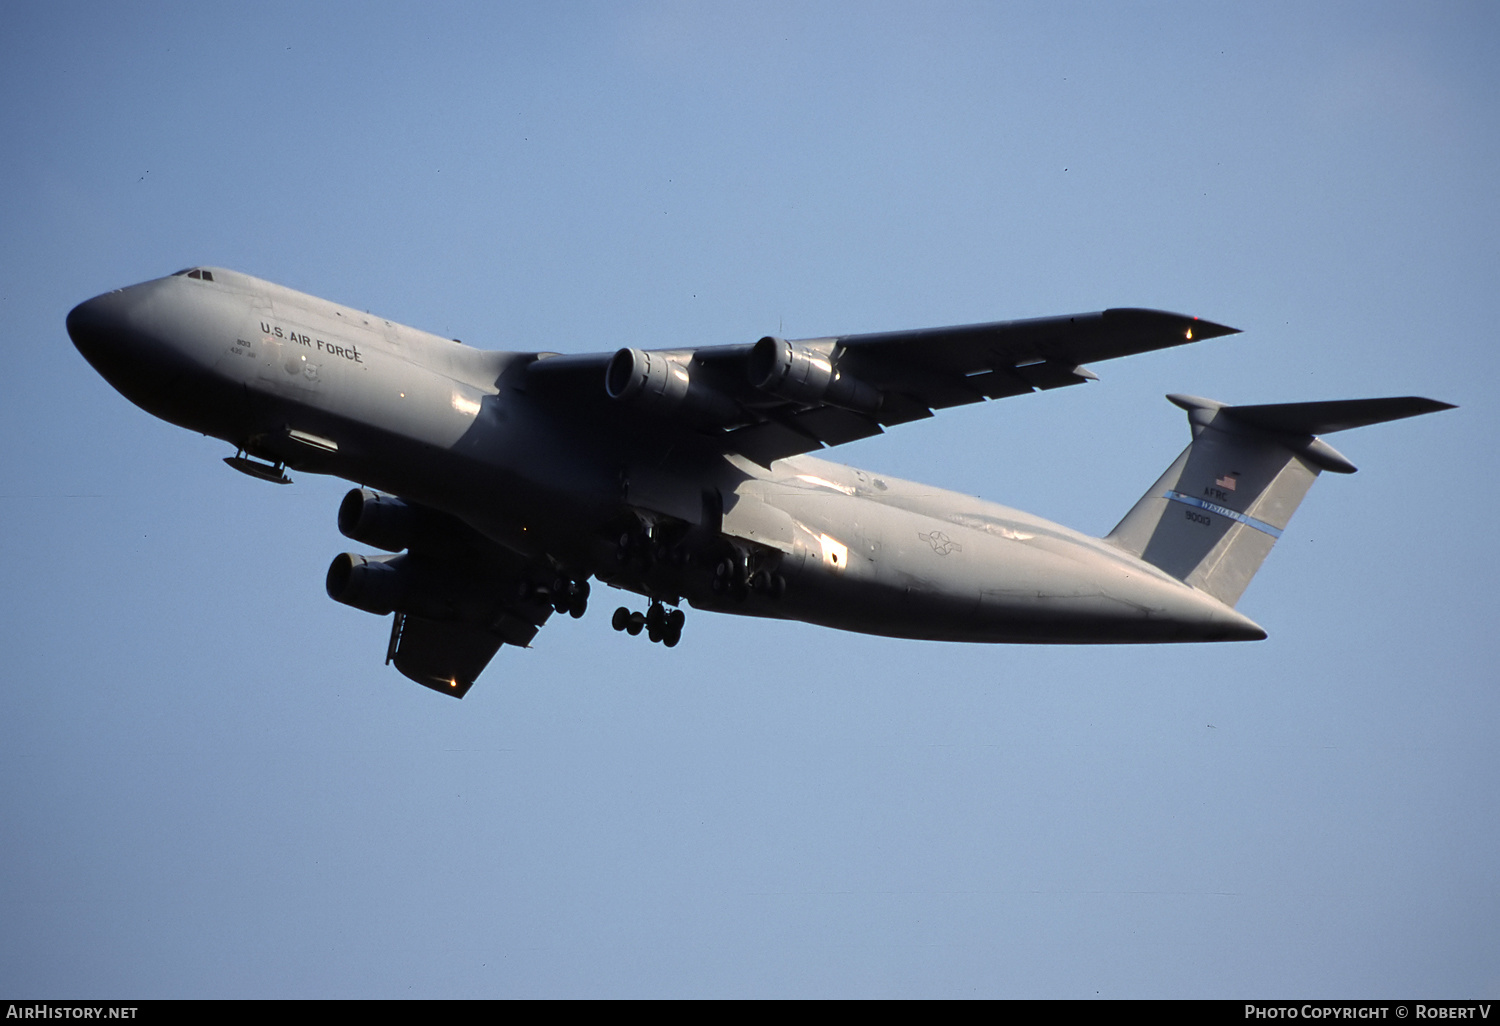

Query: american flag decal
left=1215, top=474, right=1238, bottom=491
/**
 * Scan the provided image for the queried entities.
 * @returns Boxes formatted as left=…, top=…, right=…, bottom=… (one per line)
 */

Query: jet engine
left=326, top=552, right=406, bottom=616
left=605, top=347, right=741, bottom=424
left=337, top=488, right=420, bottom=552
left=747, top=336, right=882, bottom=413
left=326, top=552, right=495, bottom=623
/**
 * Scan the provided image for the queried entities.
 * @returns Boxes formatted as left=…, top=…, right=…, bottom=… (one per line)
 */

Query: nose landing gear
left=612, top=601, right=684, bottom=647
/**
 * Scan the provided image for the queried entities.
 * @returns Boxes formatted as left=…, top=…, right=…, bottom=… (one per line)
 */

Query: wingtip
left=1100, top=308, right=1241, bottom=341
left=1188, top=317, right=1240, bottom=341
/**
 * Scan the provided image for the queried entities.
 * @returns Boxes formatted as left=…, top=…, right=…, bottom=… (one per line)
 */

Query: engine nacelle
left=747, top=336, right=882, bottom=413
left=326, top=551, right=535, bottom=628
left=605, top=347, right=741, bottom=424
left=326, top=552, right=406, bottom=616
left=337, top=488, right=419, bottom=552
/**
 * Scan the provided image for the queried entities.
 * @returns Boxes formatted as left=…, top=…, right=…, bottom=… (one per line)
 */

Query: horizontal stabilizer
left=1169, top=394, right=1456, bottom=436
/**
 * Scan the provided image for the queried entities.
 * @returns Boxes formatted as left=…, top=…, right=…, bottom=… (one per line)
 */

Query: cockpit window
left=173, top=268, right=214, bottom=281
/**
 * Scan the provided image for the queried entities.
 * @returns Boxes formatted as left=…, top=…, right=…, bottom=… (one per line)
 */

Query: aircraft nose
left=66, top=284, right=192, bottom=405
left=69, top=276, right=242, bottom=430
left=67, top=290, right=132, bottom=371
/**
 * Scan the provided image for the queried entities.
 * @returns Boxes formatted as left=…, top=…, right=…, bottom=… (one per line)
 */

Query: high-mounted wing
left=326, top=489, right=569, bottom=698
left=524, top=308, right=1237, bottom=466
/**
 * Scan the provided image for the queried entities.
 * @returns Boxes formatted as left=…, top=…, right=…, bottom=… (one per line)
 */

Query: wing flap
left=964, top=367, right=1034, bottom=400
left=724, top=418, right=825, bottom=466
left=387, top=613, right=506, bottom=699
left=791, top=406, right=885, bottom=446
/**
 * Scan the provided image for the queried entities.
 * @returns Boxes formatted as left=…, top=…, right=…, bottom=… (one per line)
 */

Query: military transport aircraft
left=67, top=268, right=1452, bottom=697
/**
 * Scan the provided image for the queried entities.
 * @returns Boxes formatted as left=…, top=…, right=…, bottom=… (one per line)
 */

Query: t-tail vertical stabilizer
left=1105, top=394, right=1454, bottom=608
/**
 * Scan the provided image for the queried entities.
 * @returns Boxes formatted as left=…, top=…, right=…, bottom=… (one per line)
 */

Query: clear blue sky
left=2, top=1, right=1495, bottom=998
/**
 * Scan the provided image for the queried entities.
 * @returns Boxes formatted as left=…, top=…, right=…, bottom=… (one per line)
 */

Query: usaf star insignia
left=919, top=530, right=960, bottom=555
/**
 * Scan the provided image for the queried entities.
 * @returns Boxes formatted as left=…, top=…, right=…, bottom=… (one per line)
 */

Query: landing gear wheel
left=713, top=557, right=738, bottom=595
left=663, top=608, right=684, bottom=647
left=613, top=603, right=684, bottom=645
left=549, top=577, right=590, bottom=617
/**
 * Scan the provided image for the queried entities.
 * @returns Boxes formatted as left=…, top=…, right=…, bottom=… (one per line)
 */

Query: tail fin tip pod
left=1106, top=393, right=1454, bottom=608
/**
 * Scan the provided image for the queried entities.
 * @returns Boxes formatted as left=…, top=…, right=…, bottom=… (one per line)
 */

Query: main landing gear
left=611, top=601, right=684, bottom=647
left=518, top=576, right=591, bottom=618
left=711, top=555, right=786, bottom=602
left=551, top=577, right=590, bottom=618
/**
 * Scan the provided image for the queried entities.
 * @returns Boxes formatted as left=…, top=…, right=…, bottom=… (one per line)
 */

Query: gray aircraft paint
left=67, top=267, right=1453, bottom=697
